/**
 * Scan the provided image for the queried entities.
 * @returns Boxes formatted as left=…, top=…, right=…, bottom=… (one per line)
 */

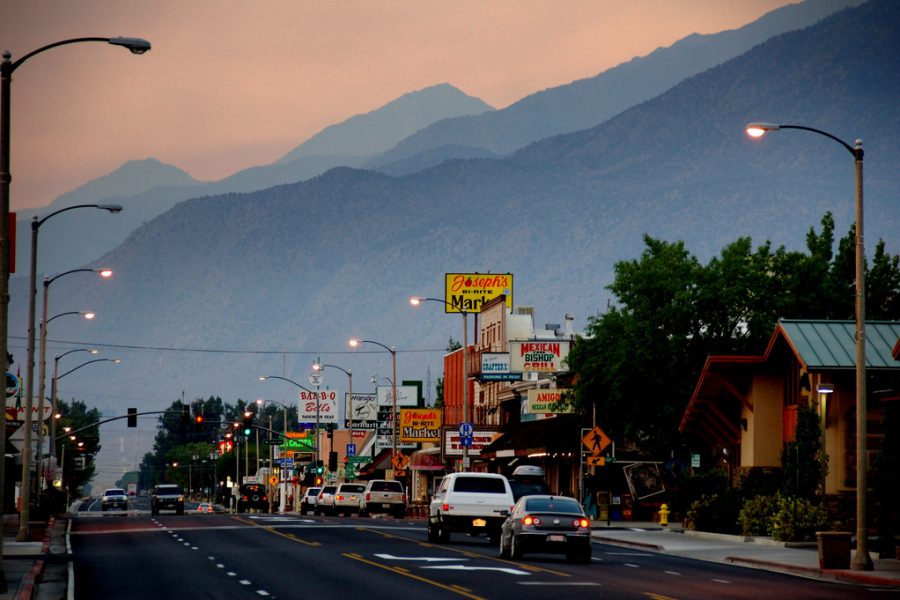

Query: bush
left=685, top=490, right=742, bottom=534
left=770, top=495, right=827, bottom=542
left=739, top=494, right=778, bottom=537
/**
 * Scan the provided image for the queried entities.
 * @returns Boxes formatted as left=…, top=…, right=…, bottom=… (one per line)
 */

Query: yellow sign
left=587, top=456, right=606, bottom=467
left=391, top=452, right=409, bottom=470
left=399, top=408, right=442, bottom=443
left=582, top=426, right=611, bottom=456
left=269, top=475, right=278, bottom=486
left=444, top=273, right=513, bottom=313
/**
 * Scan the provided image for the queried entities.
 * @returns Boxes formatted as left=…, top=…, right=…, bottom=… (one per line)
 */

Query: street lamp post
left=259, top=375, right=318, bottom=462
left=1, top=36, right=149, bottom=546
left=312, top=362, right=353, bottom=444
left=410, top=296, right=471, bottom=471
left=49, top=349, right=98, bottom=461
left=38, top=268, right=111, bottom=453
left=746, top=122, right=872, bottom=571
left=34, top=310, right=97, bottom=497
left=349, top=339, right=397, bottom=468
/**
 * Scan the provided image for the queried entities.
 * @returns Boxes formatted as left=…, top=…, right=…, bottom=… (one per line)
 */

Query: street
left=70, top=505, right=879, bottom=599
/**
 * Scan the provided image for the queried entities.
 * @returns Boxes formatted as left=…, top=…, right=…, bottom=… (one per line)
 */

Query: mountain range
left=6, top=0, right=897, bottom=489
left=13, top=0, right=860, bottom=276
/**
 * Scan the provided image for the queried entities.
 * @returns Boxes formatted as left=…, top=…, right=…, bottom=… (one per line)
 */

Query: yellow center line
left=264, top=526, right=321, bottom=547
left=644, top=593, right=679, bottom=600
left=343, top=552, right=486, bottom=600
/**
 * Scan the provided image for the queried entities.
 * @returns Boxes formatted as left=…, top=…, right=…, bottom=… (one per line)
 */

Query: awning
left=479, top=415, right=581, bottom=459
left=355, top=448, right=392, bottom=477
left=409, top=447, right=444, bottom=471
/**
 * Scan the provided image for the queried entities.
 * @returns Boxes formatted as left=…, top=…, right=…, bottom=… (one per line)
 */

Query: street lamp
left=34, top=310, right=97, bottom=497
left=411, top=296, right=472, bottom=471
left=312, top=362, right=354, bottom=443
left=258, top=375, right=319, bottom=463
left=1, top=36, right=149, bottom=546
left=349, top=339, right=398, bottom=466
left=36, top=268, right=111, bottom=488
left=49, top=349, right=98, bottom=461
left=746, top=121, right=871, bottom=571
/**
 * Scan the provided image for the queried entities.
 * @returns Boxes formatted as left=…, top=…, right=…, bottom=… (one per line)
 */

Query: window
left=453, top=476, right=507, bottom=494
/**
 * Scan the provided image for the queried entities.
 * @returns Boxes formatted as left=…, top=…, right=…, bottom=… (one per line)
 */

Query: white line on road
left=375, top=554, right=467, bottom=562
left=712, top=579, right=731, bottom=584
left=239, top=580, right=252, bottom=586
left=518, top=582, right=601, bottom=586
left=664, top=570, right=681, bottom=576
left=624, top=563, right=641, bottom=568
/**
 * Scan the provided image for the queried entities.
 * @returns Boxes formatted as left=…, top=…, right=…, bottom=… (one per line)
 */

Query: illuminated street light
left=410, top=296, right=472, bottom=471
left=349, top=339, right=398, bottom=465
left=746, top=121, right=871, bottom=571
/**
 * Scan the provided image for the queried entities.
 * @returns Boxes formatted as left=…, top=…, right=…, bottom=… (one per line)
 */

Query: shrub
left=686, top=490, right=742, bottom=534
left=770, top=494, right=827, bottom=542
left=739, top=494, right=778, bottom=537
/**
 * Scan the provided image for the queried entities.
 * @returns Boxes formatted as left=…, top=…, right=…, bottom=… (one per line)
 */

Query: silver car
left=330, top=483, right=366, bottom=516
left=315, top=485, right=337, bottom=516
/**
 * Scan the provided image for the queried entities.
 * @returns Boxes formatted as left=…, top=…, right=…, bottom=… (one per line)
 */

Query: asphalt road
left=70, top=509, right=880, bottom=599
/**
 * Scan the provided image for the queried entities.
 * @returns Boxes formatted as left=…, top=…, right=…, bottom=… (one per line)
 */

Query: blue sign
left=460, top=436, right=473, bottom=448
left=459, top=422, right=473, bottom=437
left=346, top=443, right=357, bottom=457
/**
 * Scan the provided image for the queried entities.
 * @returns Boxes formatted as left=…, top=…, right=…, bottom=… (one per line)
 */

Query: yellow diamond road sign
left=583, top=426, right=611, bottom=456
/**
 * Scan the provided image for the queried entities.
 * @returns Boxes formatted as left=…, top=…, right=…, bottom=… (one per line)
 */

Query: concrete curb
left=14, top=559, right=44, bottom=600
left=591, top=535, right=665, bottom=552
left=727, top=556, right=900, bottom=588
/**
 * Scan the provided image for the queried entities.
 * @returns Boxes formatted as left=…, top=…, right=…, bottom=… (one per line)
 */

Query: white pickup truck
left=427, top=472, right=515, bottom=543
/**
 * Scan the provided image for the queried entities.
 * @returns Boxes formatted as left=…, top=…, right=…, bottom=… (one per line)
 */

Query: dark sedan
left=499, top=495, right=592, bottom=563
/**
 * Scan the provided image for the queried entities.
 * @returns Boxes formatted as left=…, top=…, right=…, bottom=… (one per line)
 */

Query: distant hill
left=14, top=84, right=493, bottom=275
left=11, top=0, right=897, bottom=424
left=364, top=0, right=862, bottom=171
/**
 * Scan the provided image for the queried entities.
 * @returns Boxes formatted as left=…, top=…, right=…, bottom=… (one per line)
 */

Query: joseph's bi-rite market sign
left=444, top=273, right=513, bottom=313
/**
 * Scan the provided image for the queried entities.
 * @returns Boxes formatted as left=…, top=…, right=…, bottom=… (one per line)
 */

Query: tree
left=55, top=398, right=102, bottom=499
left=567, top=213, right=900, bottom=456
left=780, top=404, right=825, bottom=501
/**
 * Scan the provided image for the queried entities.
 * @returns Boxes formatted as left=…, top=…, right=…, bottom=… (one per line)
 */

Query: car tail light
left=336, top=495, right=345, bottom=501
left=365, top=493, right=371, bottom=501
left=402, top=494, right=407, bottom=504
left=522, top=515, right=541, bottom=526
left=574, top=518, right=590, bottom=528
left=442, top=503, right=450, bottom=511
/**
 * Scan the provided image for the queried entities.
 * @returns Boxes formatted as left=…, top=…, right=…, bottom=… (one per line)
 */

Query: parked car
left=197, top=502, right=214, bottom=513
left=315, top=485, right=338, bottom=516
left=101, top=488, right=128, bottom=511
left=237, top=483, right=269, bottom=513
left=499, top=495, right=592, bottom=563
left=428, top=472, right=514, bottom=543
left=330, top=483, right=366, bottom=516
left=359, top=479, right=406, bottom=518
left=300, top=487, right=321, bottom=515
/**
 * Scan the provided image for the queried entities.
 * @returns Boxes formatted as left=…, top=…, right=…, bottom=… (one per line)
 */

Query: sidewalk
left=591, top=520, right=900, bottom=589
left=0, top=514, right=68, bottom=600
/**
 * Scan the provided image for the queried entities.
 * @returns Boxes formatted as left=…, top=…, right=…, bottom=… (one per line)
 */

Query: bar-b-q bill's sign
left=444, top=273, right=513, bottom=313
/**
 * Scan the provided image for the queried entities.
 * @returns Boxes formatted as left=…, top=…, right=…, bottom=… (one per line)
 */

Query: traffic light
left=180, top=405, right=190, bottom=423
left=316, top=460, right=324, bottom=475
left=127, top=408, right=137, bottom=428
left=242, top=411, right=253, bottom=436
left=315, top=476, right=323, bottom=487
left=328, top=451, right=338, bottom=472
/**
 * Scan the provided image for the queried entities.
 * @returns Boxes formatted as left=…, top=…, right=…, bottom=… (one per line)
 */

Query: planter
left=816, top=531, right=851, bottom=569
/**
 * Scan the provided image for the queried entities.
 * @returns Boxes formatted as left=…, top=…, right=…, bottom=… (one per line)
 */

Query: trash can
left=816, top=532, right=851, bottom=569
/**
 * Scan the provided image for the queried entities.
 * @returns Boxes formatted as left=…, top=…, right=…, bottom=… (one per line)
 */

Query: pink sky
left=3, top=0, right=791, bottom=210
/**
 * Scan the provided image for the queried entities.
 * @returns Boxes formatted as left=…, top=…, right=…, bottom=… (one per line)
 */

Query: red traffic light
left=194, top=414, right=204, bottom=424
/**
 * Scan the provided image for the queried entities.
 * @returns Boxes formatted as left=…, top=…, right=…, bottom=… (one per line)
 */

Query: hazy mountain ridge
left=364, top=0, right=863, bottom=170
left=9, top=0, right=898, bottom=423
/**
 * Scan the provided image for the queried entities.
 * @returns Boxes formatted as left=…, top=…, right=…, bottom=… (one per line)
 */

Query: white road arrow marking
left=423, top=565, right=531, bottom=576
left=375, top=554, right=465, bottom=562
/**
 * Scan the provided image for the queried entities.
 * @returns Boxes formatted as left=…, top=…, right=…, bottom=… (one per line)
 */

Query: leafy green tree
left=55, top=398, right=102, bottom=499
left=567, top=213, right=900, bottom=456
left=780, top=404, right=825, bottom=500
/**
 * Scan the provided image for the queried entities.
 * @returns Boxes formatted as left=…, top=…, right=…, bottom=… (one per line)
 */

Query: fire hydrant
left=659, top=503, right=669, bottom=527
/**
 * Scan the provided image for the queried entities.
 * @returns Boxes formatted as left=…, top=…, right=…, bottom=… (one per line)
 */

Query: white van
left=427, top=472, right=514, bottom=543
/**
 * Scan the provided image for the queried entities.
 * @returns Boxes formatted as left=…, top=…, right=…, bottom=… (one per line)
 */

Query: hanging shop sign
left=508, top=340, right=570, bottom=373
left=399, top=408, right=442, bottom=443
left=444, top=273, right=513, bottom=313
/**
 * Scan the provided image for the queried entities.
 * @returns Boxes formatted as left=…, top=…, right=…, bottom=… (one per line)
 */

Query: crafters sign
left=444, top=273, right=512, bottom=313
